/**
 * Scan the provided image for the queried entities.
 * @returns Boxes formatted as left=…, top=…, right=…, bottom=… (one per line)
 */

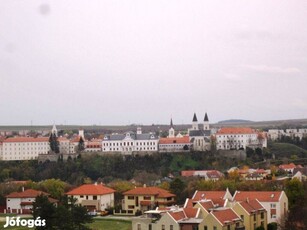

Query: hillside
left=268, top=142, right=307, bottom=159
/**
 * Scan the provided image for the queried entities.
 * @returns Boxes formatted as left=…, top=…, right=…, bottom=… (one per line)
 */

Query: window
left=204, top=226, right=208, bottom=230
left=261, top=212, right=264, bottom=219
left=128, top=205, right=135, bottom=209
left=253, top=214, right=256, bottom=221
left=170, top=225, right=173, bottom=230
left=162, top=224, right=165, bottom=230
left=213, top=226, right=217, bottom=230
left=270, top=203, right=276, bottom=208
left=227, top=225, right=230, bottom=230
left=93, top=196, right=97, bottom=200
left=137, top=224, right=141, bottom=230
left=128, top=196, right=134, bottom=200
left=144, top=196, right=151, bottom=200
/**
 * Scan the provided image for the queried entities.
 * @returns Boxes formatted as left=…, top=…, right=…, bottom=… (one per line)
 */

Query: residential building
left=278, top=163, right=302, bottom=174
left=66, top=183, right=115, bottom=211
left=216, top=127, right=267, bottom=150
left=188, top=113, right=211, bottom=151
left=6, top=189, right=57, bottom=214
left=85, top=138, right=102, bottom=152
left=102, top=128, right=159, bottom=154
left=132, top=206, right=202, bottom=230
left=199, top=208, right=245, bottom=230
left=181, top=170, right=224, bottom=181
left=233, top=191, right=288, bottom=224
left=231, top=200, right=267, bottom=230
left=122, top=186, right=175, bottom=215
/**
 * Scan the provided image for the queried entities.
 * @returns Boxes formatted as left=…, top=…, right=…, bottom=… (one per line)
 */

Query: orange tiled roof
left=279, top=163, right=296, bottom=169
left=193, top=191, right=227, bottom=201
left=123, top=187, right=175, bottom=198
left=66, top=184, right=115, bottom=196
left=159, top=136, right=190, bottom=144
left=234, top=191, right=282, bottom=202
left=212, top=209, right=240, bottom=226
left=6, top=189, right=49, bottom=198
left=239, top=200, right=265, bottom=214
left=216, top=127, right=256, bottom=135
left=199, top=200, right=215, bottom=211
left=169, top=211, right=186, bottom=221
left=4, top=137, right=49, bottom=143
left=183, top=208, right=198, bottom=218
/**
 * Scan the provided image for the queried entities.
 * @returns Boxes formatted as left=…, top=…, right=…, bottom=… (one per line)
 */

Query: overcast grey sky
left=1, top=1, right=307, bottom=125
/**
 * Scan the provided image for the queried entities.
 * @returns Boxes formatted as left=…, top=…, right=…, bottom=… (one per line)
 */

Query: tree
left=49, top=133, right=60, bottom=154
left=170, top=178, right=185, bottom=203
left=285, top=178, right=304, bottom=208
left=32, top=194, right=57, bottom=229
left=78, top=137, right=85, bottom=152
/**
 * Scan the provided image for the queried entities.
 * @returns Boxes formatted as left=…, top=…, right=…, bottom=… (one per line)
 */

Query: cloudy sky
left=1, top=1, right=307, bottom=125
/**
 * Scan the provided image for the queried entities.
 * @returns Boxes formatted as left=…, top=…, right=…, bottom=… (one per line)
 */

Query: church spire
left=170, top=118, right=174, bottom=128
left=204, top=113, right=209, bottom=122
left=192, top=113, right=198, bottom=122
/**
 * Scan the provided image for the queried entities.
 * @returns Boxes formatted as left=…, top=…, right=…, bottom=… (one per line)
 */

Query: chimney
left=94, top=182, right=97, bottom=186
left=143, top=184, right=146, bottom=188
left=22, top=187, right=25, bottom=192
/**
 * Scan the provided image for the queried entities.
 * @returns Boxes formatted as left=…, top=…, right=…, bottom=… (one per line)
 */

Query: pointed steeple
left=192, top=113, right=198, bottom=122
left=170, top=118, right=174, bottom=128
left=51, top=124, right=58, bottom=137
left=204, top=113, right=209, bottom=122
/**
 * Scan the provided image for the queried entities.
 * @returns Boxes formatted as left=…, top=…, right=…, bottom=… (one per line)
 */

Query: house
left=66, top=183, right=115, bottom=211
left=199, top=208, right=245, bottom=230
left=181, top=170, right=224, bottom=181
left=122, top=186, right=175, bottom=215
left=6, top=189, right=57, bottom=214
left=216, top=127, right=267, bottom=150
left=278, top=163, right=302, bottom=174
left=233, top=191, right=288, bottom=224
left=231, top=199, right=267, bottom=230
left=132, top=206, right=202, bottom=230
left=189, top=189, right=233, bottom=207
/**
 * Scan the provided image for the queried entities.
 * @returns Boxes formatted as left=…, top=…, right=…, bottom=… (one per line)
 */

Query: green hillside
left=268, top=142, right=307, bottom=159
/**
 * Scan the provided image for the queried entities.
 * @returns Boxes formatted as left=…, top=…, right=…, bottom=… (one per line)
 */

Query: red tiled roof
left=66, top=184, right=115, bottom=196
left=212, top=209, right=240, bottom=226
left=4, top=137, right=49, bottom=143
left=216, top=127, right=256, bottom=135
left=183, top=208, right=198, bottom=218
left=279, top=163, right=296, bottom=170
left=169, top=211, right=186, bottom=221
left=6, top=189, right=49, bottom=198
left=199, top=200, right=215, bottom=211
left=234, top=191, right=282, bottom=202
left=239, top=200, right=264, bottom=214
left=193, top=191, right=226, bottom=201
left=159, top=136, right=190, bottom=144
left=123, top=187, right=175, bottom=198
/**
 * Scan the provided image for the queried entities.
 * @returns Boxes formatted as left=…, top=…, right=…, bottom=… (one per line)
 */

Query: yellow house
left=199, top=208, right=245, bottom=230
left=122, top=186, right=175, bottom=215
left=233, top=191, right=288, bottom=224
left=232, top=199, right=267, bottom=230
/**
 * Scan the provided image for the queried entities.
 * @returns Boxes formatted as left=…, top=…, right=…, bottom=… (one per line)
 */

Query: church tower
left=192, top=113, right=198, bottom=130
left=203, top=112, right=209, bottom=130
left=168, top=118, right=175, bottom=138
left=51, top=124, right=58, bottom=137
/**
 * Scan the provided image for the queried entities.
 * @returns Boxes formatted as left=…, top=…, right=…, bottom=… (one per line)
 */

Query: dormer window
left=126, top=133, right=130, bottom=137
left=150, top=135, right=154, bottom=139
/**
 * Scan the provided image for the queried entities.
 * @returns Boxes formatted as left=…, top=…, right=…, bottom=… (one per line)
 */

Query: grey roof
left=104, top=132, right=158, bottom=141
left=192, top=113, right=198, bottom=122
left=189, top=129, right=211, bottom=137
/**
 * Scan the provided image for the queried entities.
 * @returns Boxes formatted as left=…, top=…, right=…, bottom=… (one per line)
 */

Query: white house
left=6, top=189, right=57, bottom=214
left=66, top=183, right=115, bottom=211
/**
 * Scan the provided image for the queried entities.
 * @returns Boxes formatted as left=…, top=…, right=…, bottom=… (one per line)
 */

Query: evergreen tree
left=78, top=137, right=85, bottom=152
left=49, top=133, right=60, bottom=154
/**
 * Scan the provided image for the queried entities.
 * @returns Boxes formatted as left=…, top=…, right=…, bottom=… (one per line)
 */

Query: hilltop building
left=188, top=113, right=211, bottom=151
left=216, top=127, right=267, bottom=150
left=102, top=128, right=159, bottom=154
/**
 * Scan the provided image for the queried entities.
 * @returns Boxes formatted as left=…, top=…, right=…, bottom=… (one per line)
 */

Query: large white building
left=216, top=127, right=267, bottom=150
left=102, top=128, right=159, bottom=154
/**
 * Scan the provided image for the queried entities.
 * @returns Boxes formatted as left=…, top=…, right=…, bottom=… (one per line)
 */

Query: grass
left=0, top=218, right=132, bottom=230
left=87, top=219, right=132, bottom=230
left=268, top=142, right=307, bottom=159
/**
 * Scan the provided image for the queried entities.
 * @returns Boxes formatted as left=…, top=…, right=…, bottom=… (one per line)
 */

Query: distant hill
left=218, top=119, right=254, bottom=124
